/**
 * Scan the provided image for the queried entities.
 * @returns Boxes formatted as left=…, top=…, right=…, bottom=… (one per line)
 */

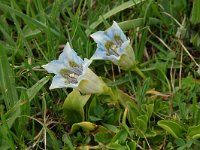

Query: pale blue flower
left=91, top=21, right=136, bottom=70
left=42, top=42, right=108, bottom=94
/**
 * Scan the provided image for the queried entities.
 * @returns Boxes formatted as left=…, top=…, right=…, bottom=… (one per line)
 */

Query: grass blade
left=0, top=2, right=62, bottom=38
left=85, top=0, right=145, bottom=35
left=27, top=76, right=49, bottom=102
left=118, top=18, right=160, bottom=30
left=190, top=0, right=200, bottom=24
left=0, top=44, right=18, bottom=109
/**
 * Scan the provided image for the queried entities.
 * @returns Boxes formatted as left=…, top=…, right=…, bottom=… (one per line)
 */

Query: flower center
left=60, top=65, right=83, bottom=84
left=105, top=35, right=123, bottom=57
left=114, top=35, right=123, bottom=46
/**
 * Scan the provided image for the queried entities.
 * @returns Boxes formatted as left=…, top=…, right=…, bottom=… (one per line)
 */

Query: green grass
left=0, top=0, right=200, bottom=149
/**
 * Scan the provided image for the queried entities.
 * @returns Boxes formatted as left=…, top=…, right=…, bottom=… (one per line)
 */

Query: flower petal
left=42, top=60, right=66, bottom=74
left=106, top=21, right=127, bottom=42
left=82, top=58, right=92, bottom=70
left=49, top=75, right=68, bottom=89
left=91, top=47, right=120, bottom=63
left=91, top=47, right=107, bottom=60
left=59, top=42, right=83, bottom=67
left=50, top=75, right=78, bottom=89
left=90, top=31, right=111, bottom=49
left=118, top=40, right=130, bottom=55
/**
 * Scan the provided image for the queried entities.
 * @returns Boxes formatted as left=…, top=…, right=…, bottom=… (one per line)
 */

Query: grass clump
left=0, top=0, right=200, bottom=149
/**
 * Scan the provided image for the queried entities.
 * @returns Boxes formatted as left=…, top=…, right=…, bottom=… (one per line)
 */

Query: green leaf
left=20, top=91, right=30, bottom=117
left=63, top=90, right=91, bottom=125
left=0, top=44, right=18, bottom=109
left=173, top=0, right=186, bottom=11
left=190, top=33, right=200, bottom=47
left=175, top=138, right=185, bottom=146
left=126, top=103, right=149, bottom=137
left=127, top=102, right=140, bottom=124
left=127, top=141, right=137, bottom=150
left=3, top=101, right=21, bottom=128
left=135, top=115, right=148, bottom=135
left=118, top=18, right=160, bottom=30
left=118, top=89, right=136, bottom=109
left=141, top=104, right=154, bottom=118
left=147, top=104, right=154, bottom=118
left=181, top=76, right=196, bottom=90
left=89, top=97, right=104, bottom=118
left=71, top=122, right=107, bottom=134
left=0, top=44, right=20, bottom=129
left=17, top=91, right=30, bottom=134
left=0, top=116, right=16, bottom=150
left=45, top=128, right=62, bottom=149
left=62, top=133, right=75, bottom=150
left=89, top=116, right=102, bottom=121
left=102, top=123, right=120, bottom=133
left=106, top=143, right=128, bottom=150
left=158, top=120, right=184, bottom=138
left=0, top=20, right=15, bottom=46
left=27, top=76, right=49, bottom=102
left=111, top=129, right=128, bottom=143
left=94, top=132, right=112, bottom=144
left=145, top=129, right=157, bottom=138
left=190, top=0, right=200, bottom=24
left=187, top=124, right=200, bottom=139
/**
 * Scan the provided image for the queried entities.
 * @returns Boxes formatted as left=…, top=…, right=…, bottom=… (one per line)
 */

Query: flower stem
left=132, top=66, right=146, bottom=79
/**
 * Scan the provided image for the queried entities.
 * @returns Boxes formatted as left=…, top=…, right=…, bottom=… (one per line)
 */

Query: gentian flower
left=91, top=21, right=136, bottom=70
left=42, top=42, right=108, bottom=94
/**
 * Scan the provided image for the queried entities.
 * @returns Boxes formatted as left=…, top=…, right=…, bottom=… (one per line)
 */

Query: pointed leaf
left=127, top=141, right=137, bottom=150
left=187, top=124, right=200, bottom=139
left=27, top=76, right=49, bottom=102
left=71, top=122, right=107, bottom=134
left=158, top=120, right=184, bottom=138
left=62, top=133, right=75, bottom=150
left=94, top=132, right=113, bottom=144
left=0, top=44, right=18, bottom=108
left=106, top=143, right=128, bottom=150
left=63, top=90, right=91, bottom=125
left=135, top=115, right=148, bottom=133
left=127, top=102, right=140, bottom=124
left=118, top=18, right=160, bottom=30
left=111, top=129, right=128, bottom=143
left=145, top=129, right=157, bottom=138
left=190, top=0, right=200, bottom=24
